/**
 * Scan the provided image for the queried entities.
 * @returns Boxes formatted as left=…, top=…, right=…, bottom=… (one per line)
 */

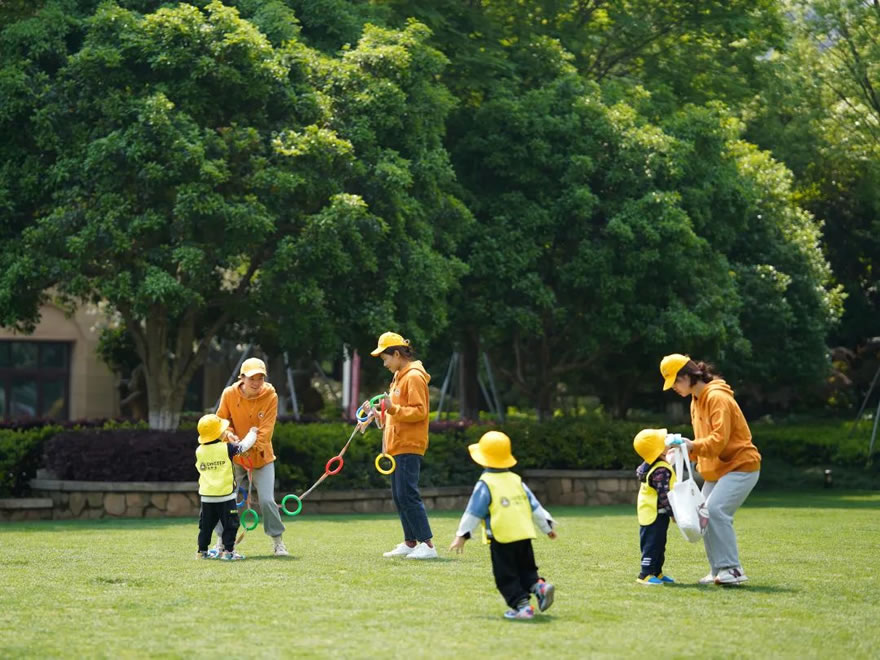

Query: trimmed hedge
left=0, top=415, right=876, bottom=497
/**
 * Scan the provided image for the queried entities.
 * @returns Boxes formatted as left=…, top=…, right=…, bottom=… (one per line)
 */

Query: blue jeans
left=390, top=453, right=432, bottom=542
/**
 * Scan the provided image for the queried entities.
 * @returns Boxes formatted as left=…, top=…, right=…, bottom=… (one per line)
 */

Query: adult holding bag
left=660, top=354, right=762, bottom=585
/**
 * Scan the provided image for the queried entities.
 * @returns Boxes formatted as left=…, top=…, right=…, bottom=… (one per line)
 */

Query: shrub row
left=0, top=415, right=875, bottom=497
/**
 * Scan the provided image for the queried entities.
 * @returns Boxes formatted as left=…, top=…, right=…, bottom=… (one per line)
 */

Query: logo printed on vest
left=500, top=497, right=510, bottom=507
left=199, top=462, right=206, bottom=471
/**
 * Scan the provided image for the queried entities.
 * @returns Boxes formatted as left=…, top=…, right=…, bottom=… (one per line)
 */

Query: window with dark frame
left=0, top=341, right=71, bottom=421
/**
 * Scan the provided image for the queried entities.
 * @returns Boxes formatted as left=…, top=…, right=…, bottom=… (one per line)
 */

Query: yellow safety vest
left=196, top=442, right=235, bottom=497
left=480, top=471, right=537, bottom=543
left=637, top=460, right=676, bottom=525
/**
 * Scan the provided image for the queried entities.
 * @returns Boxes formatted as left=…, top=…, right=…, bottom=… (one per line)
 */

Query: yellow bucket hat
left=370, top=332, right=409, bottom=357
left=633, top=428, right=668, bottom=463
left=468, top=431, right=517, bottom=469
left=197, top=414, right=230, bottom=444
left=660, top=353, right=689, bottom=391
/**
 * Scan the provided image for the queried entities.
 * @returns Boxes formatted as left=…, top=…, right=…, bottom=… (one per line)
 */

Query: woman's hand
left=449, top=536, right=467, bottom=554
left=548, top=531, right=558, bottom=540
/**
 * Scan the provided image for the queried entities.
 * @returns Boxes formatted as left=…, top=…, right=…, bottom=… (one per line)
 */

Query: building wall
left=0, top=303, right=118, bottom=420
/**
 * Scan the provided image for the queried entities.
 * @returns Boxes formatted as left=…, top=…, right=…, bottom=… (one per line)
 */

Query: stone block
left=560, top=478, right=572, bottom=494
left=151, top=493, right=169, bottom=510
left=166, top=493, right=194, bottom=516
left=573, top=480, right=585, bottom=494
left=85, top=508, right=104, bottom=519
left=87, top=492, right=103, bottom=508
left=55, top=509, right=74, bottom=520
left=143, top=506, right=164, bottom=518
left=69, top=492, right=87, bottom=517
left=597, top=479, right=619, bottom=493
left=585, top=479, right=598, bottom=493
left=104, top=493, right=127, bottom=516
left=125, top=493, right=146, bottom=507
left=126, top=506, right=145, bottom=518
left=595, top=491, right=613, bottom=505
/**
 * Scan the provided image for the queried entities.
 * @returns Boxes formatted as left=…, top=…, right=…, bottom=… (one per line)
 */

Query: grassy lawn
left=1, top=491, right=877, bottom=659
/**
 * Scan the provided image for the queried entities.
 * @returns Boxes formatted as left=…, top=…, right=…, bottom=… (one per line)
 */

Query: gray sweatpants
left=215, top=461, right=286, bottom=541
left=701, top=470, right=759, bottom=574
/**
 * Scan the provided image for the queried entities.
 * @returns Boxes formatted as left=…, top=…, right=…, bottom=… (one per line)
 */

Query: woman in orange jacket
left=368, top=332, right=437, bottom=560
left=660, top=354, right=761, bottom=585
left=213, top=357, right=289, bottom=557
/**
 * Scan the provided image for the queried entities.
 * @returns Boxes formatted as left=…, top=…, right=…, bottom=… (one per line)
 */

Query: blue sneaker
left=657, top=573, right=676, bottom=584
left=220, top=550, right=245, bottom=561
left=532, top=580, right=555, bottom=612
left=503, top=604, right=535, bottom=620
left=636, top=576, right=664, bottom=586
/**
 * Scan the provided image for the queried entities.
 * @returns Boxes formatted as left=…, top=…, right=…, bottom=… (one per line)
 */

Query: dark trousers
left=390, top=454, right=433, bottom=542
left=198, top=500, right=240, bottom=552
left=639, top=512, right=670, bottom=577
left=490, top=538, right=541, bottom=609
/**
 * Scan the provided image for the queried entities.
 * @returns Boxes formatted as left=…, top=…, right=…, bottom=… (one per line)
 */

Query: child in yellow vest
left=633, top=428, right=677, bottom=585
left=449, top=431, right=557, bottom=620
left=195, top=414, right=256, bottom=561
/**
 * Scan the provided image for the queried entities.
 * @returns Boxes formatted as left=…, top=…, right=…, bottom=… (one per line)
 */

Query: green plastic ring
left=241, top=508, right=259, bottom=530
left=369, top=394, right=387, bottom=405
left=281, top=494, right=302, bottom=516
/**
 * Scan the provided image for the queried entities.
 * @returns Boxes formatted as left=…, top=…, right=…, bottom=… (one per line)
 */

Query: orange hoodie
left=383, top=360, right=431, bottom=456
left=216, top=382, right=278, bottom=469
left=689, top=379, right=761, bottom=482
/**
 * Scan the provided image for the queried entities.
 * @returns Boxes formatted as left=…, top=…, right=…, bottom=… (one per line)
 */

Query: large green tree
left=0, top=1, right=467, bottom=428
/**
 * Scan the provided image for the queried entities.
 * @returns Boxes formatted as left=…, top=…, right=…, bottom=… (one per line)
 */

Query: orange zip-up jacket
left=216, top=382, right=278, bottom=469
left=383, top=360, right=431, bottom=456
left=689, top=379, right=761, bottom=482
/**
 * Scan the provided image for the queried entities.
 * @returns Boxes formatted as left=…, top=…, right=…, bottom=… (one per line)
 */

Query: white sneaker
left=272, top=536, right=289, bottom=557
left=698, top=572, right=716, bottom=585
left=715, top=567, right=748, bottom=585
left=383, top=542, right=416, bottom=558
left=404, top=542, right=439, bottom=560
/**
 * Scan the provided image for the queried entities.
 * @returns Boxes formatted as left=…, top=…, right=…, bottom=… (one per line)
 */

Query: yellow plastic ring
left=374, top=452, right=396, bottom=475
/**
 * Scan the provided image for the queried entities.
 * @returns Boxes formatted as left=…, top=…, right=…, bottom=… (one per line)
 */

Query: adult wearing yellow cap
left=212, top=357, right=289, bottom=557
left=660, top=354, right=761, bottom=585
left=367, top=332, right=437, bottom=560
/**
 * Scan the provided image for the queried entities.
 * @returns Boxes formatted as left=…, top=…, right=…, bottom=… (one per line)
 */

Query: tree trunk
left=458, top=333, right=481, bottom=421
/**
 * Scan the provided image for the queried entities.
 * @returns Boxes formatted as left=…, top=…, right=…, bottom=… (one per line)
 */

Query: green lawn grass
left=1, top=491, right=878, bottom=659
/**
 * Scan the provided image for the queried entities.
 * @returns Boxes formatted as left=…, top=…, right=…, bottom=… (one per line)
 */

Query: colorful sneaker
left=404, top=542, right=439, bottom=560
left=636, top=576, right=664, bottom=586
left=699, top=572, right=716, bottom=585
left=195, top=550, right=209, bottom=560
left=532, top=580, right=555, bottom=612
left=503, top=604, right=536, bottom=620
left=272, top=537, right=289, bottom=557
left=207, top=541, right=224, bottom=559
left=715, top=567, right=748, bottom=585
left=657, top=574, right=676, bottom=584
left=383, top=542, right=416, bottom=558
left=221, top=550, right=246, bottom=561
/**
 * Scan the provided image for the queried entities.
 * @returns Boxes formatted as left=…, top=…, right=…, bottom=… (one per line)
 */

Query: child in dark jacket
left=449, top=431, right=557, bottom=620
left=633, top=428, right=676, bottom=585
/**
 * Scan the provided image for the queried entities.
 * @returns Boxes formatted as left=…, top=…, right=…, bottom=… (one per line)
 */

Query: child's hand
left=548, top=531, right=558, bottom=540
left=449, top=536, right=467, bottom=554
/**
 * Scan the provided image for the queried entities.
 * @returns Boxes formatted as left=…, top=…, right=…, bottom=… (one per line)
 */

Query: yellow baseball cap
left=660, top=353, right=689, bottom=390
left=240, top=357, right=267, bottom=378
left=468, top=431, right=517, bottom=469
left=633, top=428, right=667, bottom=463
left=370, top=332, right=409, bottom=357
left=197, top=414, right=230, bottom=444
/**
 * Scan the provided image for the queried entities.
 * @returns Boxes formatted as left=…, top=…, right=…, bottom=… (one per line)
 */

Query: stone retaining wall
left=0, top=470, right=638, bottom=521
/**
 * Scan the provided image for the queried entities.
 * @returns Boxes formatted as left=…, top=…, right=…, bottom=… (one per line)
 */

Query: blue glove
left=665, top=433, right=684, bottom=447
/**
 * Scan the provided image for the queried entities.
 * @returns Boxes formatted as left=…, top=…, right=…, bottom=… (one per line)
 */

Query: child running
left=449, top=431, right=557, bottom=620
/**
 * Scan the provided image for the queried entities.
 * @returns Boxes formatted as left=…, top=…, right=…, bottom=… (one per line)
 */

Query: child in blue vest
left=449, top=431, right=557, bottom=620
left=633, top=428, right=676, bottom=585
left=195, top=414, right=256, bottom=561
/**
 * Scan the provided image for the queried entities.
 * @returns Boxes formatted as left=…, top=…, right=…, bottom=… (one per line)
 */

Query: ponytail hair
left=679, top=359, right=720, bottom=386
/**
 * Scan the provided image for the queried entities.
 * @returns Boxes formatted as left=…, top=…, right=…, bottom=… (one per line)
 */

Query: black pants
left=639, top=512, right=670, bottom=577
left=490, top=538, right=541, bottom=608
left=198, top=500, right=240, bottom=552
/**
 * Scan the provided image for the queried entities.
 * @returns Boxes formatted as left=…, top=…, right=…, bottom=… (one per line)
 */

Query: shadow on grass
left=476, top=614, right=556, bottom=624
left=239, top=555, right=299, bottom=562
left=669, top=583, right=799, bottom=594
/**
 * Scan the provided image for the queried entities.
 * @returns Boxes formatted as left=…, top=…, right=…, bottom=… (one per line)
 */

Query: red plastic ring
left=238, top=454, right=254, bottom=471
left=325, top=455, right=344, bottom=475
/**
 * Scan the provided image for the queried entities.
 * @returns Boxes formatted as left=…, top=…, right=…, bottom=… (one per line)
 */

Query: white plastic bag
left=668, top=446, right=709, bottom=543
